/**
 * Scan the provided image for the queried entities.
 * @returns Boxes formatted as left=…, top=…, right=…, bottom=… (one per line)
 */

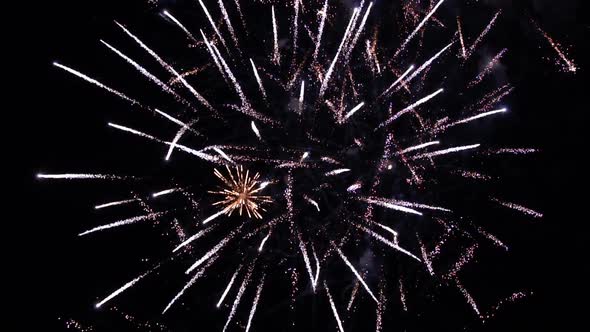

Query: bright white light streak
left=319, top=7, right=360, bottom=98
left=152, top=188, right=178, bottom=197
left=217, top=266, right=241, bottom=308
left=251, top=121, right=262, bottom=140
left=300, top=151, right=310, bottom=162
left=357, top=224, right=421, bottom=262
left=258, top=232, right=271, bottom=252
left=394, top=0, right=445, bottom=57
left=299, top=236, right=317, bottom=291
left=53, top=62, right=139, bottom=105
left=343, top=102, right=365, bottom=121
left=413, top=144, right=481, bottom=159
left=450, top=108, right=507, bottom=127
left=197, top=0, right=229, bottom=51
left=335, top=246, right=378, bottom=303
left=154, top=108, right=189, bottom=128
left=213, top=147, right=234, bottom=163
left=217, top=0, right=239, bottom=47
left=396, top=42, right=454, bottom=91
left=377, top=88, right=444, bottom=129
left=245, top=275, right=265, bottom=332
left=249, top=59, right=267, bottom=100
left=362, top=198, right=422, bottom=216
left=173, top=226, right=214, bottom=252
left=347, top=182, right=362, bottom=192
left=491, top=198, right=543, bottom=218
left=325, top=168, right=351, bottom=176
left=166, top=125, right=189, bottom=161
left=299, top=80, right=305, bottom=104
left=78, top=212, right=165, bottom=236
left=163, top=256, right=217, bottom=313
left=324, top=281, right=345, bottom=332
left=305, top=197, right=321, bottom=211
left=95, top=271, right=148, bottom=308
left=186, top=235, right=232, bottom=274
left=399, top=141, right=440, bottom=154
left=312, top=0, right=328, bottom=62
left=223, top=263, right=255, bottom=332
left=95, top=198, right=138, bottom=210
left=202, top=208, right=229, bottom=225
left=271, top=6, right=280, bottom=64
left=201, top=29, right=226, bottom=78
left=163, top=10, right=196, bottom=41
left=37, top=173, right=127, bottom=180
left=312, top=246, right=320, bottom=287
left=344, top=2, right=374, bottom=62
left=381, top=64, right=414, bottom=97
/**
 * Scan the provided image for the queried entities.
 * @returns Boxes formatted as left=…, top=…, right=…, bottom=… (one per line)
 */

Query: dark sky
left=15, top=0, right=586, bottom=331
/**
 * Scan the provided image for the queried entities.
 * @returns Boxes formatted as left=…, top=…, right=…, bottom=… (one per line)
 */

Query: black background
left=15, top=0, right=586, bottom=330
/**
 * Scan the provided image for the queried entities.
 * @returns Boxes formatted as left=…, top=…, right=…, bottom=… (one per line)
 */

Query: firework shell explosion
left=35, top=0, right=578, bottom=331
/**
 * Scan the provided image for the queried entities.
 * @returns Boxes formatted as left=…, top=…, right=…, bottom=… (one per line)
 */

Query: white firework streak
left=466, top=10, right=501, bottom=58
left=232, top=0, right=247, bottom=30
left=299, top=80, right=305, bottom=104
left=78, top=212, right=166, bottom=236
left=249, top=59, right=267, bottom=100
left=107, top=123, right=220, bottom=164
left=202, top=208, right=230, bottom=225
left=456, top=281, right=481, bottom=317
left=291, top=0, right=300, bottom=58
left=361, top=197, right=422, bottom=216
left=95, top=269, right=151, bottom=309
left=95, top=198, right=138, bottom=210
left=304, top=196, right=321, bottom=212
left=399, top=278, right=408, bottom=311
left=166, top=125, right=190, bottom=161
left=312, top=245, right=320, bottom=287
left=377, top=88, right=444, bottom=129
left=197, top=0, right=229, bottom=51
left=394, top=0, right=446, bottom=58
left=319, top=7, right=360, bottom=98
left=491, top=198, right=543, bottom=218
left=486, top=148, right=539, bottom=155
left=200, top=29, right=227, bottom=79
left=217, top=265, right=241, bottom=308
left=152, top=188, right=179, bottom=197
left=324, top=281, right=345, bottom=332
left=385, top=198, right=452, bottom=212
left=413, top=144, right=480, bottom=159
left=37, top=173, right=130, bottom=180
left=343, top=102, right=365, bottom=121
left=186, top=233, right=234, bottom=274
left=533, top=20, right=577, bottom=73
left=258, top=232, right=271, bottom=252
left=100, top=40, right=192, bottom=109
left=468, top=49, right=508, bottom=87
left=347, top=281, right=360, bottom=311
left=357, top=224, right=422, bottom=262
left=222, top=262, right=256, bottom=332
left=334, top=246, right=378, bottom=303
left=457, top=16, right=467, bottom=58
left=211, top=44, right=248, bottom=109
left=343, top=2, right=374, bottom=64
left=380, top=64, right=415, bottom=97
left=443, top=108, right=507, bottom=130
left=476, top=226, right=508, bottom=251
left=347, top=182, right=362, bottom=192
left=217, top=0, right=239, bottom=48
left=300, top=151, right=310, bottom=162
left=369, top=221, right=398, bottom=243
left=312, top=0, right=328, bottom=62
left=213, top=147, right=235, bottom=163
left=325, top=168, right=351, bottom=176
left=445, top=244, right=477, bottom=280
left=115, top=22, right=213, bottom=110
left=245, top=275, right=265, bottom=332
left=162, top=255, right=218, bottom=313
left=398, top=140, right=440, bottom=154
left=53, top=62, right=140, bottom=106
left=163, top=10, right=198, bottom=43
left=154, top=108, right=190, bottom=128
left=418, top=236, right=434, bottom=275
left=271, top=6, right=280, bottom=64
left=251, top=121, right=262, bottom=140
left=298, top=234, right=318, bottom=291
left=394, top=42, right=454, bottom=92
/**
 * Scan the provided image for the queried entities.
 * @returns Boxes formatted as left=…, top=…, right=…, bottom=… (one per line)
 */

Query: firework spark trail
left=114, top=22, right=213, bottom=111
left=100, top=40, right=193, bottom=109
left=304, top=196, right=320, bottom=211
left=468, top=49, right=507, bottom=88
left=398, top=278, right=408, bottom=311
left=95, top=198, right=138, bottom=210
left=223, top=261, right=256, bottom=332
left=258, top=232, right=271, bottom=251
left=250, top=121, right=262, bottom=140
left=271, top=6, right=280, bottom=64
left=245, top=275, right=265, bottom=332
left=347, top=281, right=360, bottom=311
left=394, top=0, right=445, bottom=58
left=356, top=224, right=421, bottom=262
left=361, top=197, right=422, bottom=215
left=324, top=281, right=345, bottom=332
left=394, top=42, right=454, bottom=92
left=343, top=102, right=365, bottom=121
left=454, top=170, right=492, bottom=181
left=485, top=291, right=530, bottom=319
left=456, top=281, right=481, bottom=317
left=162, top=255, right=218, bottom=313
left=299, top=234, right=318, bottom=291
left=457, top=16, right=466, bottom=58
left=312, top=245, right=321, bottom=287
left=249, top=59, right=267, bottom=100
left=185, top=231, right=234, bottom=274
left=78, top=212, right=166, bottom=236
left=166, top=125, right=190, bottom=161
left=37, top=173, right=131, bottom=180
left=213, top=147, right=235, bottom=163
left=486, top=148, right=539, bottom=155
left=367, top=196, right=451, bottom=212
left=491, top=198, right=543, bottom=218
left=380, top=64, right=414, bottom=98
left=475, top=226, right=508, bottom=251
left=347, top=182, right=362, bottom=192
left=107, top=123, right=220, bottom=163
left=163, top=10, right=198, bottom=44
left=202, top=208, right=230, bottom=225
left=152, top=188, right=180, bottom=197
left=95, top=261, right=163, bottom=308
left=418, top=236, right=434, bottom=275
left=318, top=7, right=360, bottom=98
left=217, top=266, right=241, bottom=308
left=154, top=109, right=200, bottom=138
left=369, top=221, right=399, bottom=243
left=533, top=21, right=577, bottom=72
left=53, top=62, right=140, bottom=105
left=291, top=0, right=301, bottom=59
left=398, top=140, right=440, bottom=154
left=446, top=244, right=477, bottom=280
left=217, top=0, right=239, bottom=48
left=440, top=108, right=507, bottom=132
left=232, top=0, right=247, bottom=30
left=312, top=0, right=328, bottom=62
left=200, top=30, right=227, bottom=79
left=334, top=246, right=378, bottom=303
left=325, top=168, right=351, bottom=176
left=196, top=0, right=229, bottom=52
left=466, top=11, right=501, bottom=58
left=375, top=280, right=386, bottom=332
left=413, top=143, right=480, bottom=159
left=343, top=2, right=374, bottom=65
left=299, top=80, right=305, bottom=105
left=377, top=88, right=444, bottom=130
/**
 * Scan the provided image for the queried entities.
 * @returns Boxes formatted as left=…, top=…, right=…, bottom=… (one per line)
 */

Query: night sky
left=17, top=0, right=586, bottom=331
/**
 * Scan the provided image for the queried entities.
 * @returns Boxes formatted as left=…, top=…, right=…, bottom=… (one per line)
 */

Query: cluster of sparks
left=38, top=0, right=569, bottom=330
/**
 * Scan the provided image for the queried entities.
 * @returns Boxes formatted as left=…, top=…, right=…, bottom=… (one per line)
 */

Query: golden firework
left=209, top=165, right=272, bottom=219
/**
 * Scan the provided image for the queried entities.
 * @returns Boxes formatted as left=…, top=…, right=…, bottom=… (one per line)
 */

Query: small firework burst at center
left=209, top=165, right=272, bottom=219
